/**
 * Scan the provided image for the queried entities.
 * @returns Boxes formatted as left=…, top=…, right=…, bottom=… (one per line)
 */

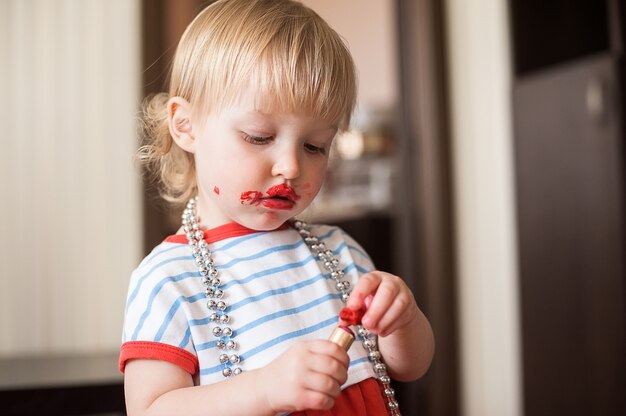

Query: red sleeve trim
left=119, top=341, right=199, bottom=375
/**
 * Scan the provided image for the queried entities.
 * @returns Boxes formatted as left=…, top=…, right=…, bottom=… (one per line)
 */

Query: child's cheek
left=300, top=183, right=314, bottom=197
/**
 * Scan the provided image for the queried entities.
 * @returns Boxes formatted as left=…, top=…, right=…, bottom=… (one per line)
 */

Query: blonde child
left=119, top=0, right=434, bottom=414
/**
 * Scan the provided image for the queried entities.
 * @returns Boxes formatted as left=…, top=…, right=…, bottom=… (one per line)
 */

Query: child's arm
left=346, top=271, right=435, bottom=381
left=124, top=340, right=350, bottom=416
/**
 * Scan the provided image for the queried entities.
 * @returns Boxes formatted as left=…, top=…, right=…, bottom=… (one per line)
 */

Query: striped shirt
left=120, top=222, right=378, bottom=388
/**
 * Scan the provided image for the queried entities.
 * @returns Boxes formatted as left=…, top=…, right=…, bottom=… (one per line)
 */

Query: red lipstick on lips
left=240, top=184, right=301, bottom=210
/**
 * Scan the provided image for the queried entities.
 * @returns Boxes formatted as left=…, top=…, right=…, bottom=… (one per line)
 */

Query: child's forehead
left=198, top=82, right=337, bottom=125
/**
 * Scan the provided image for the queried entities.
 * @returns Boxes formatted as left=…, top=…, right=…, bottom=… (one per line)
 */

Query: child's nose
left=271, top=149, right=300, bottom=180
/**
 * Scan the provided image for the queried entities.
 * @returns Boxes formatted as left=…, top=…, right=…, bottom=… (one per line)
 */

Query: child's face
left=192, top=95, right=337, bottom=230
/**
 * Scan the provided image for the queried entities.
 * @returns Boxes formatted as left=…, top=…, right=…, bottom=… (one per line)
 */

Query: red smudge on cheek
left=240, top=190, right=263, bottom=205
left=213, top=186, right=220, bottom=195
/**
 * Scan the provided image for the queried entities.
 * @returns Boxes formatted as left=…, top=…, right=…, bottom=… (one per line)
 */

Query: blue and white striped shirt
left=120, top=222, right=378, bottom=388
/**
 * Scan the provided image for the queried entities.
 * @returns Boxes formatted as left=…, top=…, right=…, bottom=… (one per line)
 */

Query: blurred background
left=1, top=0, right=624, bottom=415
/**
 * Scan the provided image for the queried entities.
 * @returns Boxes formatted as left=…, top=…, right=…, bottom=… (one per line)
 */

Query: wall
left=445, top=0, right=523, bottom=415
left=0, top=0, right=142, bottom=356
left=300, top=0, right=398, bottom=116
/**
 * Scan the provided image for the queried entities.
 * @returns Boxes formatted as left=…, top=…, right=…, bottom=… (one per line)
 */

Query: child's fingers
left=375, top=291, right=413, bottom=336
left=361, top=276, right=400, bottom=331
left=346, top=271, right=382, bottom=310
left=302, top=371, right=342, bottom=398
left=305, top=340, right=350, bottom=370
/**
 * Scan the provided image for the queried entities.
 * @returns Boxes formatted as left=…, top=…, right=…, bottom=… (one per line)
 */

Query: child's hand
left=347, top=271, right=419, bottom=337
left=256, top=339, right=350, bottom=413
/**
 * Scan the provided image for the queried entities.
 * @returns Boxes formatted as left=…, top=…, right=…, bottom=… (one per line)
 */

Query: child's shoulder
left=129, top=240, right=193, bottom=284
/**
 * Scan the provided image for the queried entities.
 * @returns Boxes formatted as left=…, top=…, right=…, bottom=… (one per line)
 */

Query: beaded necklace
left=182, top=197, right=400, bottom=415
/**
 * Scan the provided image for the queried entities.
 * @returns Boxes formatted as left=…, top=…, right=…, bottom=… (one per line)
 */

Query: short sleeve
left=119, top=243, right=200, bottom=374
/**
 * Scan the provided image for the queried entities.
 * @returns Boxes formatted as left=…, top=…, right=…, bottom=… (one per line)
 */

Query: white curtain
left=0, top=0, right=142, bottom=356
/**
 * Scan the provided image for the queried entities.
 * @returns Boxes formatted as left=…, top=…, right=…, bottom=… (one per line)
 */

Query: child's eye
left=304, top=143, right=326, bottom=155
left=242, top=133, right=273, bottom=145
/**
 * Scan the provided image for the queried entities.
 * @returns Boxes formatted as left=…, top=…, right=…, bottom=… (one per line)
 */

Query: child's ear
left=167, top=97, right=196, bottom=153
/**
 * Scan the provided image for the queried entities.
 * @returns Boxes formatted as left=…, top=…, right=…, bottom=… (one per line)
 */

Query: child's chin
left=238, top=212, right=293, bottom=231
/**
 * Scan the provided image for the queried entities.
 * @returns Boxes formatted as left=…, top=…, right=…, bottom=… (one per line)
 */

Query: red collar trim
left=164, top=222, right=290, bottom=244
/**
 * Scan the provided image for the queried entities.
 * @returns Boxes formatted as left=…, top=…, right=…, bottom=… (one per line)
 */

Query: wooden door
left=513, top=53, right=626, bottom=416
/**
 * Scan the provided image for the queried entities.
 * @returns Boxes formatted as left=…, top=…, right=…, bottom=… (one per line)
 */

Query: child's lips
left=266, top=183, right=301, bottom=202
left=240, top=184, right=301, bottom=209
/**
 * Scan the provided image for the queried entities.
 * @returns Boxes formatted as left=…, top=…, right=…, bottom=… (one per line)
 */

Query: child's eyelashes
left=241, top=132, right=327, bottom=155
left=242, top=133, right=273, bottom=145
left=304, top=143, right=327, bottom=155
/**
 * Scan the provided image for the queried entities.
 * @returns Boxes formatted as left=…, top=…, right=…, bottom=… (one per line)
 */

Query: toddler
left=120, top=1, right=434, bottom=415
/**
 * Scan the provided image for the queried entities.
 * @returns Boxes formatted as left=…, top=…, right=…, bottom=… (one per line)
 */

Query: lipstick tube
left=328, top=325, right=355, bottom=350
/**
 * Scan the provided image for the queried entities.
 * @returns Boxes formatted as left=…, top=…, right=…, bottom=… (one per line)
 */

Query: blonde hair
left=139, top=0, right=357, bottom=206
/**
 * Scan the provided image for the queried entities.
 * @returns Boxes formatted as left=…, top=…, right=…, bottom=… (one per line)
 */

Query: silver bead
left=219, top=353, right=229, bottom=364
left=199, top=266, right=209, bottom=276
left=226, top=340, right=237, bottom=349
left=364, top=338, right=377, bottom=349
left=207, top=300, right=217, bottom=310
left=216, top=340, right=226, bottom=349
left=385, top=387, right=395, bottom=397
left=222, top=327, right=232, bottom=336
left=194, top=230, right=204, bottom=240
left=219, top=314, right=230, bottom=324
left=374, top=363, right=387, bottom=374
left=209, top=312, right=218, bottom=322
left=233, top=367, right=242, bottom=375
left=379, top=375, right=391, bottom=384
left=209, top=268, right=218, bottom=278
left=214, top=289, right=224, bottom=298
left=211, top=278, right=221, bottom=286
left=217, top=301, right=226, bottom=311
left=341, top=293, right=350, bottom=303
left=212, top=327, right=223, bottom=337
left=229, top=354, right=240, bottom=364
left=222, top=367, right=232, bottom=377
left=202, top=276, right=211, bottom=285
left=368, top=351, right=382, bottom=361
left=331, top=270, right=344, bottom=279
left=388, top=400, right=399, bottom=410
left=205, top=287, right=214, bottom=296
left=358, top=327, right=370, bottom=337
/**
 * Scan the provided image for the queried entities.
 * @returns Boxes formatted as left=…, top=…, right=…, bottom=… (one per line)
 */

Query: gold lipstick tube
left=328, top=325, right=355, bottom=350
